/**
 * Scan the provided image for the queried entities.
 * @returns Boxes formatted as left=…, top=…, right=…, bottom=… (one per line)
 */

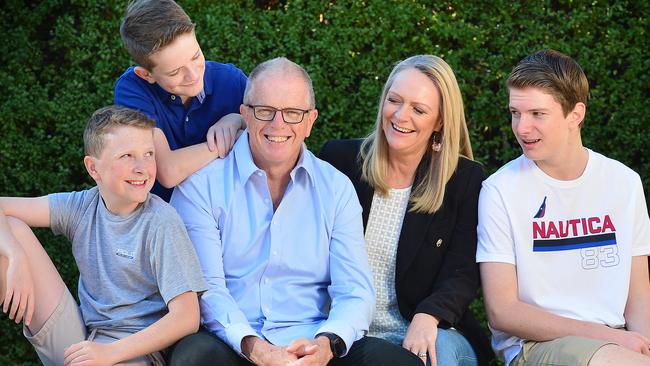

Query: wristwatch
left=316, top=332, right=346, bottom=358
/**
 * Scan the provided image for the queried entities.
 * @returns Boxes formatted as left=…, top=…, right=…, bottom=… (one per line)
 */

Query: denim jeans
left=431, top=328, right=478, bottom=366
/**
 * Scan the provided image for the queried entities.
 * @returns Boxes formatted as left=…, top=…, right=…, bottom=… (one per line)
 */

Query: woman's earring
left=431, top=131, right=442, bottom=152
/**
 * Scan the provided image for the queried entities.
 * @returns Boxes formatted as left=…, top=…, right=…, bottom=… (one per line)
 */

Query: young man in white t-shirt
left=477, top=49, right=650, bottom=366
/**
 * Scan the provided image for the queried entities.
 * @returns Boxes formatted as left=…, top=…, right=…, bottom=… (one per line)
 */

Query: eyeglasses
left=245, top=105, right=311, bottom=124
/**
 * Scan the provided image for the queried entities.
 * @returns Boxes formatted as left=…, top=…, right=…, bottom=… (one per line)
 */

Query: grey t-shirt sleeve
left=149, top=208, right=208, bottom=305
left=49, top=189, right=95, bottom=240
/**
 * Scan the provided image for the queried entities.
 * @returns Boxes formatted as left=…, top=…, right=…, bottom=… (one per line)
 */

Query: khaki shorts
left=23, top=287, right=165, bottom=366
left=511, top=335, right=613, bottom=366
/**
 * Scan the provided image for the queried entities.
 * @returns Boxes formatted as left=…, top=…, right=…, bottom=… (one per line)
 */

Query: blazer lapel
left=395, top=207, right=436, bottom=283
left=394, top=153, right=437, bottom=283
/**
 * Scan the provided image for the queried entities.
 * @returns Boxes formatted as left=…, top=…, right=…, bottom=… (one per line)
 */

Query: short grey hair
left=243, top=57, right=315, bottom=108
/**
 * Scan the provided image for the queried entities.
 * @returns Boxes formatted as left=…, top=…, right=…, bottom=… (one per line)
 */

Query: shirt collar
left=290, top=145, right=316, bottom=188
left=233, top=130, right=315, bottom=187
left=233, top=131, right=259, bottom=184
left=196, top=88, right=206, bottom=103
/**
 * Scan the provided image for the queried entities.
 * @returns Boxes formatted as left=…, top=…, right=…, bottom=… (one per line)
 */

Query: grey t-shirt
left=49, top=187, right=207, bottom=332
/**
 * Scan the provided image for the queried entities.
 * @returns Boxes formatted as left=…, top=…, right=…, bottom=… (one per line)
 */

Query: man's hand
left=2, top=252, right=34, bottom=326
left=206, top=113, right=244, bottom=158
left=608, top=328, right=650, bottom=356
left=63, top=341, right=117, bottom=366
left=286, top=336, right=333, bottom=366
left=402, top=313, right=440, bottom=365
left=242, top=336, right=299, bottom=366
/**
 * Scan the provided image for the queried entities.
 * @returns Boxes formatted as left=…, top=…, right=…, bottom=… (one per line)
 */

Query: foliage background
left=0, top=0, right=647, bottom=364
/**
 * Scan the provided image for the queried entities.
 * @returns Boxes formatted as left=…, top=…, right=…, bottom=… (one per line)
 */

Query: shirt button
left=264, top=278, right=269, bottom=284
left=435, top=239, right=443, bottom=247
left=171, top=95, right=176, bottom=100
left=272, top=251, right=278, bottom=256
left=264, top=198, right=270, bottom=204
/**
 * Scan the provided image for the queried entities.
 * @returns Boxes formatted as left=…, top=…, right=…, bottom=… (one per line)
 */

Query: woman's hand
left=403, top=313, right=440, bottom=365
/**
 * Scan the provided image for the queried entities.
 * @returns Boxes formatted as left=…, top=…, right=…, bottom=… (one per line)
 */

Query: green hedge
left=1, top=0, right=647, bottom=364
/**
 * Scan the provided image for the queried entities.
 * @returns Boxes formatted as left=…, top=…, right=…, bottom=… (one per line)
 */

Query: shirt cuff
left=315, top=320, right=358, bottom=357
left=222, top=322, right=258, bottom=354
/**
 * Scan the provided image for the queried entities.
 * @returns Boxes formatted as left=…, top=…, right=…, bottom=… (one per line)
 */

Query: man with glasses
left=167, top=58, right=421, bottom=366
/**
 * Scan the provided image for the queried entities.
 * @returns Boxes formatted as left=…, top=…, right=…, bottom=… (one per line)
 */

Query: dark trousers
left=168, top=328, right=422, bottom=366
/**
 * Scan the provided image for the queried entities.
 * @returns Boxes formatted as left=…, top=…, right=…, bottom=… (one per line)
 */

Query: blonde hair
left=361, top=55, right=473, bottom=214
left=84, top=105, right=155, bottom=157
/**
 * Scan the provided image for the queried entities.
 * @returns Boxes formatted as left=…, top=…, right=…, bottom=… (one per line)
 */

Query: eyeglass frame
left=245, top=104, right=312, bottom=124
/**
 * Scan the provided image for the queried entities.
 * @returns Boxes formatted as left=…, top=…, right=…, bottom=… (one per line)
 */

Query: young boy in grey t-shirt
left=0, top=105, right=207, bottom=365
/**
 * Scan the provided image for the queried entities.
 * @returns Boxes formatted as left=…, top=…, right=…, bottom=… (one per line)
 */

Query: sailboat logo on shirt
left=531, top=197, right=618, bottom=252
left=533, top=196, right=547, bottom=218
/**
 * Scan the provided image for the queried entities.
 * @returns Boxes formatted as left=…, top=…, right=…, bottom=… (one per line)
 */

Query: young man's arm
left=481, top=262, right=650, bottom=354
left=624, top=256, right=650, bottom=338
left=63, top=291, right=200, bottom=365
left=153, top=113, right=242, bottom=188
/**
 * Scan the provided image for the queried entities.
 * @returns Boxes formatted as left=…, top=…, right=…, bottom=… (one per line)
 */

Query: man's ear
left=134, top=66, right=157, bottom=84
left=84, top=156, right=101, bottom=182
left=304, top=108, right=318, bottom=138
left=240, top=104, right=250, bottom=129
left=568, top=102, right=586, bottom=129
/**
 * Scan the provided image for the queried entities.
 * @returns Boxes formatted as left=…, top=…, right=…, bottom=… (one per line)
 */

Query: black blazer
left=320, top=139, right=493, bottom=365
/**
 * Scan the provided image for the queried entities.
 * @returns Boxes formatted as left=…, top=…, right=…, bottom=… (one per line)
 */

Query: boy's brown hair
left=84, top=105, right=155, bottom=157
left=119, top=0, right=195, bottom=70
left=507, top=49, right=589, bottom=116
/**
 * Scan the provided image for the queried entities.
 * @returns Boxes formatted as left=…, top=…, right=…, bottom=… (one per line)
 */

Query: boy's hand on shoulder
left=2, top=252, right=34, bottom=326
left=63, top=340, right=117, bottom=366
left=206, top=113, right=244, bottom=158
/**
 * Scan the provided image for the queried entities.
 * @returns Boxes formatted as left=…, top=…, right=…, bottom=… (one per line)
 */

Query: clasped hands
left=242, top=335, right=334, bottom=366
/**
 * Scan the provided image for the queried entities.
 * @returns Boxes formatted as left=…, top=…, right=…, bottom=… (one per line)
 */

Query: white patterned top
left=365, top=187, right=412, bottom=345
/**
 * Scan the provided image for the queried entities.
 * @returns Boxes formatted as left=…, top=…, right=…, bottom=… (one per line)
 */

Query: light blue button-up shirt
left=171, top=131, right=374, bottom=355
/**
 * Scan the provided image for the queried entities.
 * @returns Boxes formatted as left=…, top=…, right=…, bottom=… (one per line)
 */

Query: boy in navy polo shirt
left=115, top=0, right=247, bottom=201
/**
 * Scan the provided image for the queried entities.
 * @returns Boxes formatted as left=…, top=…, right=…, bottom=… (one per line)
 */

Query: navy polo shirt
left=114, top=61, right=247, bottom=201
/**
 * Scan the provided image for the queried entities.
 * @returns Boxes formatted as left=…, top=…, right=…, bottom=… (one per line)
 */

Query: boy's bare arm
left=63, top=291, right=200, bottom=365
left=0, top=196, right=49, bottom=324
left=481, top=262, right=650, bottom=355
left=154, top=113, right=243, bottom=188
left=0, top=196, right=50, bottom=228
left=625, top=256, right=650, bottom=339
left=0, top=210, right=36, bottom=325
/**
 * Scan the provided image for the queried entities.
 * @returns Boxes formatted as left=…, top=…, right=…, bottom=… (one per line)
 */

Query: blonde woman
left=320, top=55, right=493, bottom=366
